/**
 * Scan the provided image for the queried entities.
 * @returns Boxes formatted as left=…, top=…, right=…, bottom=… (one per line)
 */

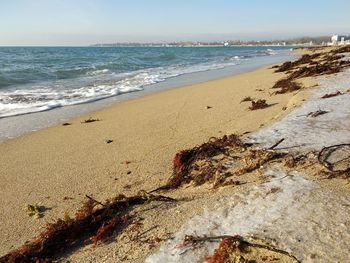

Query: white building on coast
left=330, top=35, right=350, bottom=45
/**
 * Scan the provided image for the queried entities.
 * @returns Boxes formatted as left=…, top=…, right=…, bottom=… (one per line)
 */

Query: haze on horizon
left=0, top=0, right=349, bottom=46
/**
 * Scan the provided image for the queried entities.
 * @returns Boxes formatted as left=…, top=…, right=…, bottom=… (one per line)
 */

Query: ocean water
left=0, top=46, right=290, bottom=118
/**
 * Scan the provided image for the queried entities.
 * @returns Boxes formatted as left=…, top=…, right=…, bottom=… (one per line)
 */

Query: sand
left=0, top=64, right=315, bottom=260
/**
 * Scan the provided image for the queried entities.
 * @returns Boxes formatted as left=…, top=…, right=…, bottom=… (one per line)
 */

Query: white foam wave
left=0, top=59, right=247, bottom=118
left=0, top=50, right=283, bottom=118
left=267, top=48, right=277, bottom=55
left=86, top=68, right=110, bottom=76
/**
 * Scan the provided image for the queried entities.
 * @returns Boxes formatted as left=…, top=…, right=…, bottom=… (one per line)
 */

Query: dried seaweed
left=321, top=91, right=343, bottom=99
left=249, top=99, right=269, bottom=110
left=179, top=235, right=300, bottom=263
left=272, top=79, right=301, bottom=94
left=0, top=192, right=175, bottom=262
left=332, top=45, right=350, bottom=54
left=205, top=235, right=300, bottom=263
left=154, top=134, right=289, bottom=190
left=288, top=62, right=348, bottom=79
left=81, top=117, right=100, bottom=124
left=234, top=149, right=285, bottom=176
left=240, top=96, right=253, bottom=103
left=275, top=53, right=322, bottom=73
left=272, top=47, right=350, bottom=97
left=157, top=135, right=245, bottom=190
left=275, top=61, right=293, bottom=72
left=90, top=215, right=130, bottom=246
left=322, top=54, right=345, bottom=63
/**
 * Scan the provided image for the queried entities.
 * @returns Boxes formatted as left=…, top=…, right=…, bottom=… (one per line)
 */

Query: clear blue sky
left=0, top=0, right=349, bottom=46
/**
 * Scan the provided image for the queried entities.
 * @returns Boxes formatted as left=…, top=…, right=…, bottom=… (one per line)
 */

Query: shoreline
left=0, top=63, right=311, bottom=257
left=16, top=44, right=350, bottom=262
left=0, top=51, right=294, bottom=142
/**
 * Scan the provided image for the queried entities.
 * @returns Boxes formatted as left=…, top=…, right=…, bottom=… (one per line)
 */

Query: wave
left=86, top=69, right=110, bottom=76
left=0, top=47, right=284, bottom=118
left=266, top=48, right=278, bottom=55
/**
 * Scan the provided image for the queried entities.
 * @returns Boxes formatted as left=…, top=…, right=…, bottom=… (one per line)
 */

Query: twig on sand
left=81, top=117, right=101, bottom=123
left=268, top=138, right=285, bottom=150
left=85, top=194, right=106, bottom=207
left=306, top=109, right=329, bottom=118
left=321, top=91, right=343, bottom=99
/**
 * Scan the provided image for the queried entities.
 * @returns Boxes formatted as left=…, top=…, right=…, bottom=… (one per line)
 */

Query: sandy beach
left=0, top=64, right=309, bottom=247
left=2, top=46, right=350, bottom=262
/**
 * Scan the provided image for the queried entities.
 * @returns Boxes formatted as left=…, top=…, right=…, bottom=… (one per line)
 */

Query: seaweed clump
left=204, top=235, right=300, bottom=263
left=156, top=134, right=287, bottom=190
left=332, top=45, right=350, bottom=54
left=160, top=134, right=245, bottom=189
left=272, top=47, right=350, bottom=96
left=275, top=53, right=321, bottom=73
left=0, top=193, right=175, bottom=262
left=272, top=79, right=302, bottom=94
left=249, top=99, right=270, bottom=110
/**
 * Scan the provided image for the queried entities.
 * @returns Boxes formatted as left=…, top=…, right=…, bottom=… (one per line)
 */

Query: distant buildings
left=92, top=36, right=347, bottom=48
left=330, top=35, right=350, bottom=46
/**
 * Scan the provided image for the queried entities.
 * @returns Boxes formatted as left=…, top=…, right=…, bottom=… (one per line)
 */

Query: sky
left=0, top=0, right=349, bottom=46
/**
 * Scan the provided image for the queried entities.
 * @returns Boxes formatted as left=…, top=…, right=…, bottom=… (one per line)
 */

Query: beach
left=1, top=46, right=350, bottom=262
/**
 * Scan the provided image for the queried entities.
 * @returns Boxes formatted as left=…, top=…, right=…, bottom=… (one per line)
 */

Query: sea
left=0, top=46, right=294, bottom=140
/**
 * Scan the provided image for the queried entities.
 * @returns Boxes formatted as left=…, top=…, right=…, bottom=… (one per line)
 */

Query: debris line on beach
left=153, top=135, right=290, bottom=190
left=0, top=192, right=176, bottom=262
left=272, top=78, right=302, bottom=94
left=272, top=46, right=350, bottom=96
left=176, top=234, right=300, bottom=263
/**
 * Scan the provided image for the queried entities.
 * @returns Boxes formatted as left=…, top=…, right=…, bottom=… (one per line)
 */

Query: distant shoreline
left=90, top=44, right=311, bottom=48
